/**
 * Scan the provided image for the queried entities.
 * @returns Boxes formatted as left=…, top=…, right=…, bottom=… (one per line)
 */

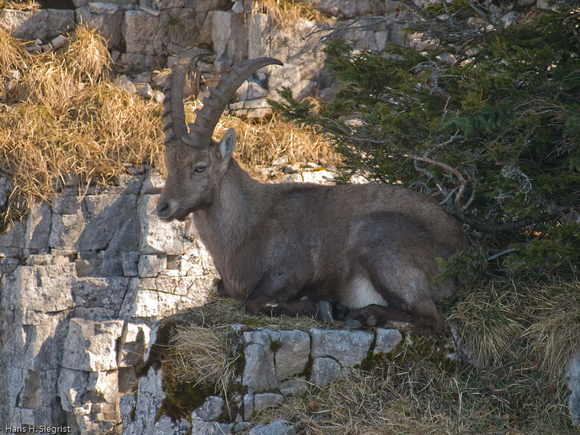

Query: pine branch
left=448, top=206, right=573, bottom=233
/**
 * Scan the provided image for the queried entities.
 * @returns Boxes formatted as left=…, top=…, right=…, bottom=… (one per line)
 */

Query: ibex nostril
left=155, top=202, right=172, bottom=219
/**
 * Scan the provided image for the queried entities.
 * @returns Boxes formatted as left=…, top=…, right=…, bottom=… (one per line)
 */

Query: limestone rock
left=119, top=322, right=151, bottom=368
left=0, top=176, right=13, bottom=207
left=114, top=74, right=137, bottom=94
left=8, top=264, right=75, bottom=324
left=80, top=192, right=139, bottom=251
left=244, top=393, right=255, bottom=420
left=122, top=10, right=162, bottom=55
left=24, top=201, right=51, bottom=254
left=1, top=167, right=216, bottom=431
left=153, top=0, right=187, bottom=8
left=249, top=419, right=297, bottom=435
left=248, top=12, right=272, bottom=60
left=76, top=6, right=123, bottom=48
left=374, top=328, right=403, bottom=354
left=568, top=352, right=580, bottom=425
left=154, top=416, right=192, bottom=434
left=211, top=11, right=248, bottom=73
left=242, top=330, right=279, bottom=391
left=162, top=7, right=210, bottom=52
left=0, top=9, right=74, bottom=41
left=189, top=420, right=234, bottom=434
left=122, top=251, right=140, bottom=276
left=61, top=318, right=124, bottom=372
left=72, top=277, right=130, bottom=318
left=279, top=169, right=336, bottom=185
left=192, top=396, right=225, bottom=421
left=254, top=392, right=283, bottom=413
left=275, top=330, right=311, bottom=381
left=0, top=218, right=26, bottom=259
left=49, top=207, right=86, bottom=250
left=279, top=377, right=309, bottom=395
left=310, top=356, right=342, bottom=386
left=138, top=254, right=167, bottom=278
left=141, top=171, right=165, bottom=194
left=121, top=367, right=166, bottom=435
left=310, top=328, right=374, bottom=368
left=57, top=368, right=120, bottom=433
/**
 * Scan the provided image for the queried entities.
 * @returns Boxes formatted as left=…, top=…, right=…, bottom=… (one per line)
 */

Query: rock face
left=568, top=352, right=580, bottom=426
left=0, top=169, right=216, bottom=434
left=0, top=162, right=338, bottom=433
left=0, top=0, right=416, bottom=117
left=122, top=324, right=404, bottom=435
left=0, top=1, right=546, bottom=119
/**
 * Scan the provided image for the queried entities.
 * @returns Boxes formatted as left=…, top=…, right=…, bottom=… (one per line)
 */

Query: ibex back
left=156, top=49, right=466, bottom=335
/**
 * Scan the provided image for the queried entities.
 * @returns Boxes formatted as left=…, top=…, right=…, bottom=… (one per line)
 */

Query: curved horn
left=162, top=48, right=211, bottom=145
left=183, top=57, right=284, bottom=147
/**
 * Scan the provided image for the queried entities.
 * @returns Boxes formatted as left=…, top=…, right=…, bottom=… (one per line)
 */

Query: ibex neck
left=193, top=159, right=266, bottom=256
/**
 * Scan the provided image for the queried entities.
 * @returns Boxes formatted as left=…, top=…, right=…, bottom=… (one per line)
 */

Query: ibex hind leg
left=344, top=302, right=444, bottom=335
left=343, top=304, right=413, bottom=328
left=348, top=261, right=446, bottom=335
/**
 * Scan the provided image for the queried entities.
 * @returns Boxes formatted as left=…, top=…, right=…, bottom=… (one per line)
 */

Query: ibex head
left=156, top=49, right=283, bottom=221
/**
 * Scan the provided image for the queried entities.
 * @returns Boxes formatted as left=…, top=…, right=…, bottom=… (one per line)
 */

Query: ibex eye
left=194, top=164, right=206, bottom=173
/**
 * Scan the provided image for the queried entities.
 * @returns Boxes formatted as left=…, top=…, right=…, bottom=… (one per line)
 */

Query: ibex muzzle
left=156, top=48, right=467, bottom=335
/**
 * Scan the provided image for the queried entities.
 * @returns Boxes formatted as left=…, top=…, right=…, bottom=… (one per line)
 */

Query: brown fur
left=156, top=53, right=466, bottom=335
left=158, top=142, right=466, bottom=334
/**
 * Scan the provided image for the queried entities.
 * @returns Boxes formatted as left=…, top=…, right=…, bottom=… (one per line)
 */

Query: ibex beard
left=156, top=48, right=467, bottom=335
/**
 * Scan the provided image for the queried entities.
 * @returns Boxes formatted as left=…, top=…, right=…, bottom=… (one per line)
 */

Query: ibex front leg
left=245, top=274, right=334, bottom=323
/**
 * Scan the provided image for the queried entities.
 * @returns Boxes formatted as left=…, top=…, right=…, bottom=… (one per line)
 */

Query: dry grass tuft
left=169, top=324, right=241, bottom=397
left=0, top=1, right=40, bottom=11
left=0, top=27, right=29, bottom=77
left=258, top=0, right=330, bottom=28
left=450, top=279, right=580, bottom=381
left=524, top=281, right=580, bottom=381
left=449, top=281, right=525, bottom=366
left=0, top=25, right=336, bottom=228
left=177, top=297, right=330, bottom=331
left=63, top=23, right=112, bottom=83
left=216, top=113, right=338, bottom=178
left=0, top=24, right=164, bottom=226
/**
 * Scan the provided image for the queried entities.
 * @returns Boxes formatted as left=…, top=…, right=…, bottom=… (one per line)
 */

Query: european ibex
left=156, top=49, right=466, bottom=335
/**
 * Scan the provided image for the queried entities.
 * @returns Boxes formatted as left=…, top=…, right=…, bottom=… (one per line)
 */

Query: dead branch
left=409, top=154, right=473, bottom=210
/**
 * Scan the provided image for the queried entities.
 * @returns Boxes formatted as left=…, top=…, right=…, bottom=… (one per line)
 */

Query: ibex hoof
left=343, top=318, right=363, bottom=329
left=317, top=301, right=334, bottom=325
left=366, top=313, right=378, bottom=327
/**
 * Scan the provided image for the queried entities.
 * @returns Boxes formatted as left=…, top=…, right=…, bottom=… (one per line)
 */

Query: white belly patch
left=343, top=275, right=389, bottom=309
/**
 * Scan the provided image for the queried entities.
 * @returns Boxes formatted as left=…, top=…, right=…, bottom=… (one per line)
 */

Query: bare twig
left=409, top=154, right=473, bottom=209
left=304, top=17, right=394, bottom=49
left=487, top=248, right=517, bottom=261
left=439, top=186, right=459, bottom=206
left=410, top=155, right=466, bottom=184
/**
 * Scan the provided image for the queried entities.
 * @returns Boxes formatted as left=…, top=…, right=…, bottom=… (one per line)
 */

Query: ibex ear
left=219, top=128, right=237, bottom=169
